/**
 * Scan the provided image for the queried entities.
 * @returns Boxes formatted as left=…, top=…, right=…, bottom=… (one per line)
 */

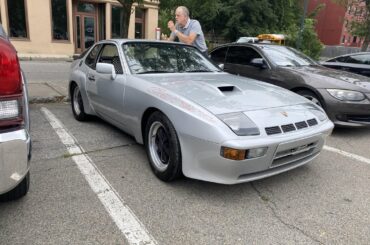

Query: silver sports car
left=69, top=40, right=333, bottom=184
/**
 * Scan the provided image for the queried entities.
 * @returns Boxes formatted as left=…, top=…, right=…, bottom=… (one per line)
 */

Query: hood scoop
left=217, top=84, right=242, bottom=94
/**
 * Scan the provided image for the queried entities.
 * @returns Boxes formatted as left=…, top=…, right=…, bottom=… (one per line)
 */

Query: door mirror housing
left=218, top=63, right=225, bottom=70
left=96, top=63, right=117, bottom=80
left=250, top=58, right=267, bottom=69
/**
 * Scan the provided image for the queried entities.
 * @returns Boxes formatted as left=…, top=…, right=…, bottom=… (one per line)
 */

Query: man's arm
left=167, top=20, right=198, bottom=44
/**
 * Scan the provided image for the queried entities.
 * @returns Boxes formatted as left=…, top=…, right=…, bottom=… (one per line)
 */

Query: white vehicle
left=0, top=24, right=31, bottom=201
left=69, top=40, right=333, bottom=184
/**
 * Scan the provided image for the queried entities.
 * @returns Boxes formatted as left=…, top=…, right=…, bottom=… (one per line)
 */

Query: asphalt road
left=1, top=103, right=369, bottom=244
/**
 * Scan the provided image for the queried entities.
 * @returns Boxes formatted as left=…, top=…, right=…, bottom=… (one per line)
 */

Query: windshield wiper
left=184, top=69, right=212, bottom=73
left=136, top=71, right=172, bottom=74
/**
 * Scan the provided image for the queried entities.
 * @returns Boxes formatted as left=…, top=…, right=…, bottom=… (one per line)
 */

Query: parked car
left=236, top=37, right=259, bottom=43
left=321, top=52, right=370, bottom=77
left=69, top=40, right=333, bottom=184
left=210, top=43, right=370, bottom=127
left=0, top=24, right=31, bottom=201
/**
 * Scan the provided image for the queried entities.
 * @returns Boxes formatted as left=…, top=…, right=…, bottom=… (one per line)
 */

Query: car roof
left=330, top=52, right=370, bottom=59
left=212, top=42, right=285, bottom=51
left=96, top=39, right=192, bottom=48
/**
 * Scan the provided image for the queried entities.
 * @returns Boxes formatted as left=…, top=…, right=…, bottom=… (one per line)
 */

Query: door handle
left=88, top=74, right=95, bottom=81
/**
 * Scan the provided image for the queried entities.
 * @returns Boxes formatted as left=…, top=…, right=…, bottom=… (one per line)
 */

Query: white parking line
left=40, top=107, right=158, bottom=245
left=324, top=145, right=370, bottom=165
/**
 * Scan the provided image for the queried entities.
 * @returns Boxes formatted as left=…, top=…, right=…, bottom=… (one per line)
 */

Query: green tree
left=332, top=0, right=370, bottom=51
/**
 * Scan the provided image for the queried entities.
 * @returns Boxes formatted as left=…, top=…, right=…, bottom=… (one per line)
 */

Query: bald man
left=167, top=6, right=208, bottom=55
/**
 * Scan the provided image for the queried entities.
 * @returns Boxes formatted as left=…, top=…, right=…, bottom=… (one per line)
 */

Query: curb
left=29, top=96, right=70, bottom=104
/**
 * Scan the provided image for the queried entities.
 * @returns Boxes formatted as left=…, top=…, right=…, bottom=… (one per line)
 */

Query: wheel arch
left=140, top=107, right=161, bottom=145
left=291, top=86, right=327, bottom=110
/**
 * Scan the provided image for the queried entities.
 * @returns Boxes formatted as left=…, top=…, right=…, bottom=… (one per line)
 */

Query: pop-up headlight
left=218, top=113, right=260, bottom=136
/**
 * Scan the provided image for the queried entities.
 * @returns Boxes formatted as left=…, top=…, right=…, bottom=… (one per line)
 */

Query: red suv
left=0, top=24, right=31, bottom=201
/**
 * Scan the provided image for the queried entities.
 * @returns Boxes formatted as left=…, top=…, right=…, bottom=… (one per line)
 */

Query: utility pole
left=297, top=0, right=310, bottom=50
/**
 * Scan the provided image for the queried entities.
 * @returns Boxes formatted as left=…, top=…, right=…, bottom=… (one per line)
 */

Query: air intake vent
left=265, top=126, right=282, bottom=135
left=307, top=118, right=318, bottom=126
left=217, top=86, right=235, bottom=92
left=281, top=124, right=296, bottom=133
left=295, top=121, right=308, bottom=129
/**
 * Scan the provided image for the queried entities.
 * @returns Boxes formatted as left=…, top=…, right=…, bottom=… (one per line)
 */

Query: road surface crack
left=251, top=182, right=324, bottom=244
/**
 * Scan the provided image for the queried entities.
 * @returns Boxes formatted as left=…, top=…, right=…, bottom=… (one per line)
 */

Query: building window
left=7, top=0, right=28, bottom=38
left=111, top=5, right=124, bottom=38
left=135, top=8, right=145, bottom=39
left=342, top=36, right=346, bottom=43
left=51, top=0, right=69, bottom=40
left=353, top=36, right=357, bottom=43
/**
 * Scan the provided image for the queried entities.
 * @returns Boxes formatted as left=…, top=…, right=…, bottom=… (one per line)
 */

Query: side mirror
left=250, top=58, right=267, bottom=69
left=96, top=63, right=117, bottom=80
left=218, top=63, right=225, bottom=70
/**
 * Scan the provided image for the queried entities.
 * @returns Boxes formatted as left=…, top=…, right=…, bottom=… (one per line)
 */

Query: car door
left=224, top=45, right=273, bottom=82
left=94, top=43, right=126, bottom=125
left=84, top=44, right=102, bottom=110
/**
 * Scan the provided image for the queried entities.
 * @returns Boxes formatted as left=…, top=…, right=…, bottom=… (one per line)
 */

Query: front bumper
left=179, top=120, right=333, bottom=184
left=0, top=129, right=30, bottom=194
left=318, top=89, right=370, bottom=127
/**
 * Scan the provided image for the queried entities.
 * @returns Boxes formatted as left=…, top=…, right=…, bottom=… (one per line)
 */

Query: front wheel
left=145, top=111, right=182, bottom=182
left=71, top=84, right=88, bottom=121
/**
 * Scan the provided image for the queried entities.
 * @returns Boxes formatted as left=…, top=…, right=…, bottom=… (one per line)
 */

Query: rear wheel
left=0, top=172, right=30, bottom=202
left=296, top=90, right=323, bottom=108
left=145, top=112, right=182, bottom=182
left=71, top=84, right=88, bottom=121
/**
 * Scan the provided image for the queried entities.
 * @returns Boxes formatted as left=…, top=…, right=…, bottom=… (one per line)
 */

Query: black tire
left=0, top=172, right=30, bottom=202
left=296, top=90, right=324, bottom=108
left=71, top=84, right=88, bottom=121
left=145, top=111, right=182, bottom=182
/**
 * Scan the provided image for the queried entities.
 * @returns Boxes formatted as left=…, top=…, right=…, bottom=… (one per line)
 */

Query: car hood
left=281, top=65, right=370, bottom=90
left=138, top=73, right=309, bottom=115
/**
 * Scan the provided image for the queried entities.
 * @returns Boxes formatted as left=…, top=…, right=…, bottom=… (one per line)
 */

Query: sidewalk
left=20, top=57, right=72, bottom=104
left=28, top=81, right=69, bottom=104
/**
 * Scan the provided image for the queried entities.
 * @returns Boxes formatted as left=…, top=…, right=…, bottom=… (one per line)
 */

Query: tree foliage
left=159, top=0, right=323, bottom=59
left=331, top=0, right=370, bottom=51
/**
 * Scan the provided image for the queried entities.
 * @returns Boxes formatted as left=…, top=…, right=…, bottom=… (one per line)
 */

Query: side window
left=85, top=44, right=102, bottom=69
left=97, top=44, right=123, bottom=74
left=336, top=56, right=348, bottom=62
left=226, top=46, right=262, bottom=65
left=210, top=47, right=227, bottom=63
left=347, top=54, right=370, bottom=64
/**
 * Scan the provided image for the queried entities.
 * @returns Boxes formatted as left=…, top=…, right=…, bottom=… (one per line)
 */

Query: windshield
left=122, top=42, right=220, bottom=74
left=260, top=45, right=318, bottom=67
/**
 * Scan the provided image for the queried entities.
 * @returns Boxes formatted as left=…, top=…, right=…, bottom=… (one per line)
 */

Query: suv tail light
left=0, top=37, right=23, bottom=130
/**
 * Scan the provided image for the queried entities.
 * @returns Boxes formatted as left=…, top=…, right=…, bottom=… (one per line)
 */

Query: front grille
left=295, top=121, right=308, bottom=129
left=281, top=124, right=296, bottom=133
left=265, top=126, right=282, bottom=135
left=265, top=118, right=319, bottom=136
left=271, top=142, right=318, bottom=167
left=307, top=118, right=318, bottom=126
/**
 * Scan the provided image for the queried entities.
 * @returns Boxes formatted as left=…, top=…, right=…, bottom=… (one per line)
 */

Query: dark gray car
left=210, top=43, right=370, bottom=127
left=322, top=52, right=370, bottom=77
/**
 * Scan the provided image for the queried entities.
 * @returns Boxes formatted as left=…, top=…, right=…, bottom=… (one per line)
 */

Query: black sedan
left=210, top=43, right=370, bottom=127
left=321, top=52, right=370, bottom=77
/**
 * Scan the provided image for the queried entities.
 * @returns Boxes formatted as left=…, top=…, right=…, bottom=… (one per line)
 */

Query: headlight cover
left=304, top=103, right=327, bottom=122
left=218, top=113, right=260, bottom=136
left=327, top=89, right=365, bottom=101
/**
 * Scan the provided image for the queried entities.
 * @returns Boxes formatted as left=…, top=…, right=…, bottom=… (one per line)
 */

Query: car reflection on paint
left=68, top=40, right=333, bottom=184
